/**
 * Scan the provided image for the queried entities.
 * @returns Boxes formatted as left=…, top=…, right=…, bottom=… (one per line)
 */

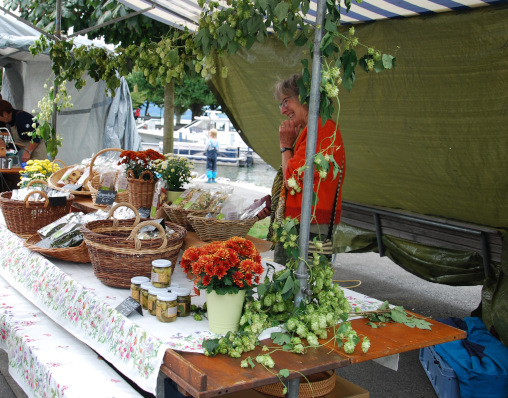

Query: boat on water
left=138, top=111, right=257, bottom=167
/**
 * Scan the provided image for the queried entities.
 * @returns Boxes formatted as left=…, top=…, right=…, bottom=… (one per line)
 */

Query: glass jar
left=130, top=276, right=150, bottom=303
left=151, top=259, right=172, bottom=288
left=147, top=287, right=169, bottom=316
left=140, top=282, right=154, bottom=310
left=156, top=292, right=178, bottom=323
left=172, top=287, right=191, bottom=317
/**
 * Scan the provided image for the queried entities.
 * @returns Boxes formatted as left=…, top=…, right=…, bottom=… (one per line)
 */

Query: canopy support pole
left=293, top=0, right=326, bottom=308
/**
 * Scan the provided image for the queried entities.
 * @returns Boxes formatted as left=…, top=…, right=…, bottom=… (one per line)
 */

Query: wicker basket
left=127, top=169, right=156, bottom=210
left=0, top=180, right=75, bottom=238
left=162, top=203, right=208, bottom=231
left=187, top=215, right=258, bottom=242
left=254, top=370, right=336, bottom=398
left=81, top=204, right=187, bottom=288
left=24, top=233, right=91, bottom=263
left=47, top=159, right=91, bottom=196
left=86, top=148, right=130, bottom=206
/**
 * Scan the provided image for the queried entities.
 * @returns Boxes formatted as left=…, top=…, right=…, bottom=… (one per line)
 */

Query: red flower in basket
left=181, top=237, right=264, bottom=295
left=118, top=149, right=165, bottom=180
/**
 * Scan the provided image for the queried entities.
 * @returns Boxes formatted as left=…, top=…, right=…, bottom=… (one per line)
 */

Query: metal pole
left=293, top=0, right=327, bottom=306
left=49, top=0, right=63, bottom=159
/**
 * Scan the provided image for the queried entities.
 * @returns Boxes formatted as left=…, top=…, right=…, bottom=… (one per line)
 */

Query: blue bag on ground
left=434, top=317, right=508, bottom=398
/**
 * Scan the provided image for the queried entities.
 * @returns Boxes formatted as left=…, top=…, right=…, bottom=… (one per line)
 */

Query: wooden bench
left=340, top=201, right=503, bottom=278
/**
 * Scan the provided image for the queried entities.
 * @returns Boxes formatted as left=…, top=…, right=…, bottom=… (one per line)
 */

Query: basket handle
left=89, top=148, right=123, bottom=178
left=27, top=179, right=48, bottom=188
left=24, top=190, right=49, bottom=208
left=106, top=202, right=141, bottom=227
left=51, top=159, right=67, bottom=173
left=127, top=220, right=167, bottom=250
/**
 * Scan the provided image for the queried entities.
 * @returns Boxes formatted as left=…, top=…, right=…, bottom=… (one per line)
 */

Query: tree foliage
left=4, top=0, right=169, bottom=45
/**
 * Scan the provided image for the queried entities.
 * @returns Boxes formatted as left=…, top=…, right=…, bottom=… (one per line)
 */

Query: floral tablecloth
left=0, top=225, right=169, bottom=395
left=0, top=274, right=142, bottom=397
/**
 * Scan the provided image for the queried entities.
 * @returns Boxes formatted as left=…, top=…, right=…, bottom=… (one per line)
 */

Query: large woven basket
left=187, top=215, right=258, bottom=242
left=86, top=148, right=130, bottom=206
left=162, top=203, right=208, bottom=231
left=254, top=370, right=336, bottom=397
left=0, top=180, right=75, bottom=238
left=81, top=204, right=187, bottom=288
left=47, top=159, right=91, bottom=196
left=24, top=233, right=91, bottom=263
left=127, top=169, right=156, bottom=210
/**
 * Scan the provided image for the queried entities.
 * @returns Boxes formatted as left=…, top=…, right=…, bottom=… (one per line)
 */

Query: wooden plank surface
left=161, top=316, right=465, bottom=398
left=327, top=316, right=467, bottom=364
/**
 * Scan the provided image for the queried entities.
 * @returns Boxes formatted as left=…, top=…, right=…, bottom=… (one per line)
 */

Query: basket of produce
left=187, top=215, right=258, bottom=242
left=254, top=370, right=336, bottom=398
left=0, top=180, right=75, bottom=238
left=162, top=187, right=231, bottom=231
left=81, top=203, right=187, bottom=288
left=24, top=234, right=91, bottom=263
left=86, top=148, right=130, bottom=206
left=47, top=158, right=92, bottom=195
left=22, top=210, right=121, bottom=263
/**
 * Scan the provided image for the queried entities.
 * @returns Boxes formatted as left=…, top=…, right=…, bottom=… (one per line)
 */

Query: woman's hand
left=279, top=119, right=301, bottom=148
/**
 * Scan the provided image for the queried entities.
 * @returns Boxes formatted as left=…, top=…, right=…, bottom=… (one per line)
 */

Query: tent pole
left=293, top=0, right=327, bottom=308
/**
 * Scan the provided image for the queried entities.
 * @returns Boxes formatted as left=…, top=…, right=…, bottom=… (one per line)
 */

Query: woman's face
left=279, top=95, right=308, bottom=128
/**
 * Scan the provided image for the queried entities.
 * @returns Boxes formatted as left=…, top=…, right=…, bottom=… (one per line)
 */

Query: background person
left=204, top=128, right=219, bottom=183
left=258, top=74, right=346, bottom=265
left=0, top=100, right=46, bottom=163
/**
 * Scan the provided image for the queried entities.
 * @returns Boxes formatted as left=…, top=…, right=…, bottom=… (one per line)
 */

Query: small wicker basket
left=81, top=203, right=187, bottom=288
left=127, top=169, right=156, bottom=210
left=86, top=148, right=130, bottom=206
left=0, top=180, right=75, bottom=238
left=24, top=233, right=91, bottom=263
left=162, top=203, right=208, bottom=231
left=254, top=370, right=336, bottom=398
left=187, top=215, right=258, bottom=242
left=47, top=159, right=91, bottom=196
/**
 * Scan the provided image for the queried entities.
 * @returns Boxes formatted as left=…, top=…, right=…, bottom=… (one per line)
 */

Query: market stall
left=0, top=206, right=466, bottom=398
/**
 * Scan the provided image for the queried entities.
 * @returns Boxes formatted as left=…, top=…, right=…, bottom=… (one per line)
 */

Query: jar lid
left=152, top=259, right=172, bottom=268
left=131, top=276, right=150, bottom=284
left=157, top=292, right=177, bottom=301
left=140, top=282, right=154, bottom=290
left=168, top=282, right=180, bottom=289
left=149, top=287, right=169, bottom=295
left=171, top=287, right=191, bottom=296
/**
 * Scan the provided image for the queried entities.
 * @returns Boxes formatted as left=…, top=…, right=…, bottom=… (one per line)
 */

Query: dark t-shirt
left=12, top=109, right=41, bottom=143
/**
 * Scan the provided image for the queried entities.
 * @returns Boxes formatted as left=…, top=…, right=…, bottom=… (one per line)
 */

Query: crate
left=419, top=345, right=460, bottom=398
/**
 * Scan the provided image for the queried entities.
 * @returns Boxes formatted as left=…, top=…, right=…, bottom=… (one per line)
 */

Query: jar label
left=166, top=306, right=178, bottom=316
left=148, top=299, right=154, bottom=311
left=156, top=305, right=162, bottom=318
left=151, top=272, right=159, bottom=282
left=131, top=290, right=140, bottom=301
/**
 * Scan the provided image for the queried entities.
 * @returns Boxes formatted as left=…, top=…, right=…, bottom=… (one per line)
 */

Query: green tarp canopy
left=207, top=4, right=508, bottom=343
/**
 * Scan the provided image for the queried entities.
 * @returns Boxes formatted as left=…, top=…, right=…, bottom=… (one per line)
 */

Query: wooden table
left=160, top=314, right=465, bottom=397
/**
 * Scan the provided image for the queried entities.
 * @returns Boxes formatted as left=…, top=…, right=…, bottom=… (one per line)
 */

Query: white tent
left=0, top=12, right=142, bottom=165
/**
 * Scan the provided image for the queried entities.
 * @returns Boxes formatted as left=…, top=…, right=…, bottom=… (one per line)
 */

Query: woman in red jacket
left=270, top=74, right=346, bottom=265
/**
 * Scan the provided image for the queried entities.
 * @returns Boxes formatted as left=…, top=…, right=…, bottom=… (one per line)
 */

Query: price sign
left=96, top=190, right=117, bottom=205
left=115, top=297, right=143, bottom=317
left=49, top=196, right=67, bottom=207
